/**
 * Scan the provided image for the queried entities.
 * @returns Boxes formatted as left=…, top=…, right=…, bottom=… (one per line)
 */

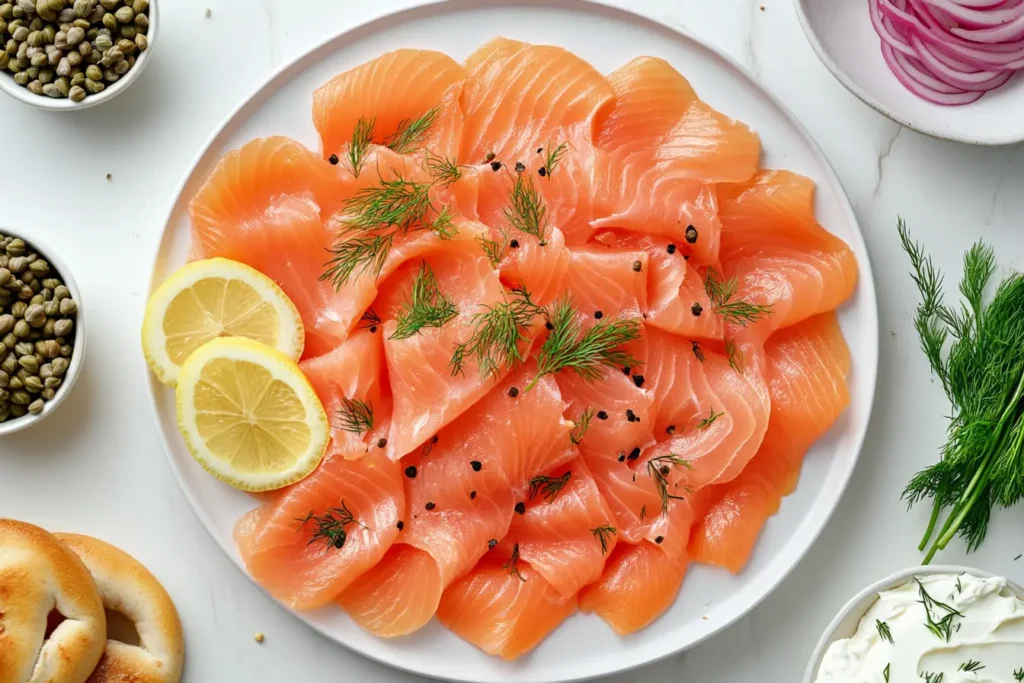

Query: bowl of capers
left=0, top=228, right=85, bottom=435
left=0, top=0, right=155, bottom=110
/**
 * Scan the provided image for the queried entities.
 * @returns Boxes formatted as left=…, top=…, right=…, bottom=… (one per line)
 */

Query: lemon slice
left=142, top=258, right=304, bottom=386
left=175, top=337, right=329, bottom=492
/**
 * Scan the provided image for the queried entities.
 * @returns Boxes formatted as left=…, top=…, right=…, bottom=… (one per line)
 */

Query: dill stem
left=918, top=500, right=943, bottom=551
left=522, top=374, right=541, bottom=393
left=924, top=365, right=1024, bottom=563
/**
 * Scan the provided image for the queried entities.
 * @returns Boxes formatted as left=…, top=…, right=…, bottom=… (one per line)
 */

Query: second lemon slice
left=142, top=258, right=304, bottom=386
left=175, top=337, right=329, bottom=492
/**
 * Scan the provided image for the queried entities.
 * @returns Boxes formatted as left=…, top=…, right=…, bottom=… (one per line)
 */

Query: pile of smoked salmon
left=189, top=38, right=857, bottom=659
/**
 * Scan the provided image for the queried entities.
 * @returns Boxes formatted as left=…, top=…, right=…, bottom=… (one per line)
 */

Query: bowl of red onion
left=795, top=0, right=1024, bottom=145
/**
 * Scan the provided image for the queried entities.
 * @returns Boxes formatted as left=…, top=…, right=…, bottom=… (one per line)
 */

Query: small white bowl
left=0, top=0, right=157, bottom=112
left=802, top=565, right=1024, bottom=682
left=794, top=0, right=1024, bottom=145
left=0, top=228, right=86, bottom=436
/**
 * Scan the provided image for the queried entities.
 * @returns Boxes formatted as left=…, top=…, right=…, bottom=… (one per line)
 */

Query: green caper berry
left=71, top=0, right=88, bottom=16
left=41, top=319, right=54, bottom=338
left=100, top=10, right=114, bottom=29
left=76, top=39, right=89, bottom=55
left=13, top=70, right=28, bottom=85
left=10, top=390, right=30, bottom=406
left=112, top=4, right=130, bottom=22
left=27, top=258, right=47, bottom=275
left=24, top=65, right=37, bottom=78
left=101, top=66, right=115, bottom=81
left=13, top=342, right=31, bottom=356
left=52, top=284, right=69, bottom=301
left=131, top=0, right=145, bottom=12
left=58, top=298, right=76, bottom=315
left=43, top=376, right=60, bottom=389
left=53, top=318, right=71, bottom=337
left=17, top=355, right=37, bottom=374
left=37, top=66, right=51, bottom=82
left=51, top=357, right=68, bottom=376
left=11, top=25, right=28, bottom=40
left=0, top=315, right=11, bottom=334
left=84, top=62, right=99, bottom=80
left=24, top=376, right=43, bottom=394
left=66, top=25, right=83, bottom=45
left=68, top=83, right=84, bottom=101
left=27, top=398, right=44, bottom=414
left=12, top=320, right=29, bottom=338
left=38, top=363, right=51, bottom=379
left=39, top=387, right=54, bottom=400
left=59, top=344, right=70, bottom=357
left=30, top=51, right=47, bottom=66
left=71, top=17, right=87, bottom=28
left=69, top=71, right=83, bottom=86
left=53, top=75, right=68, bottom=96
left=98, top=0, right=116, bottom=8
left=82, top=75, right=102, bottom=92
left=118, top=23, right=133, bottom=39
left=10, top=301, right=26, bottom=318
left=0, top=4, right=13, bottom=20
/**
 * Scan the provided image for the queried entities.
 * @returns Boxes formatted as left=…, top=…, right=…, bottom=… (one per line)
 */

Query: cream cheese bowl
left=803, top=565, right=1024, bottom=683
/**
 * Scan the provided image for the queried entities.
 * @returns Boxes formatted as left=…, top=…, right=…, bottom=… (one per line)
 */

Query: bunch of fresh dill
left=899, top=218, right=1024, bottom=564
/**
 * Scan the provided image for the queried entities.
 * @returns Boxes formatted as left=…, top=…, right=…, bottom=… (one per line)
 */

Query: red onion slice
left=951, top=14, right=1024, bottom=40
left=870, top=0, right=918, bottom=55
left=921, top=0, right=1024, bottom=27
left=882, top=44, right=987, bottom=103
left=910, top=33, right=1014, bottom=89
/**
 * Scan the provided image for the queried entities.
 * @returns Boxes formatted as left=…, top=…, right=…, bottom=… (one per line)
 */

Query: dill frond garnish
left=570, top=407, right=595, bottom=445
left=343, top=175, right=434, bottom=233
left=899, top=219, right=1024, bottom=564
left=385, top=107, right=441, bottom=154
left=504, top=172, right=548, bottom=245
left=347, top=116, right=375, bottom=178
left=639, top=505, right=647, bottom=521
left=503, top=543, right=526, bottom=582
left=527, top=297, right=642, bottom=391
left=591, top=525, right=616, bottom=555
left=296, top=501, right=366, bottom=551
left=359, top=308, right=381, bottom=330
left=923, top=673, right=944, bottom=683
left=726, top=339, right=744, bottom=373
left=336, top=397, right=374, bottom=434
left=1014, top=667, right=1024, bottom=681
left=883, top=664, right=890, bottom=683
left=428, top=205, right=458, bottom=240
left=875, top=619, right=893, bottom=644
left=424, top=151, right=462, bottom=188
left=390, top=262, right=458, bottom=341
left=916, top=578, right=962, bottom=642
left=477, top=231, right=508, bottom=268
left=704, top=268, right=772, bottom=326
left=959, top=660, right=984, bottom=673
left=322, top=232, right=394, bottom=288
left=646, top=454, right=693, bottom=514
left=528, top=471, right=571, bottom=502
left=542, top=141, right=567, bottom=179
left=449, top=287, right=542, bottom=379
left=696, top=409, right=724, bottom=430
left=691, top=340, right=705, bottom=363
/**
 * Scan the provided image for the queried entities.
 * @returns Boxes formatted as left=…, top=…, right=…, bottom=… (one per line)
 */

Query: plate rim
left=793, top=0, right=1024, bottom=147
left=143, top=1, right=881, bottom=680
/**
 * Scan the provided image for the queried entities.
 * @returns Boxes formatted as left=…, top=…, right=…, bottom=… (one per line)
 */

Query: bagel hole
left=104, top=609, right=141, bottom=647
left=43, top=608, right=67, bottom=640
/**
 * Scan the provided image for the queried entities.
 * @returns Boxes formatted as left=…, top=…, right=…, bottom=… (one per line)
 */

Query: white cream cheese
left=815, top=573, right=1024, bottom=683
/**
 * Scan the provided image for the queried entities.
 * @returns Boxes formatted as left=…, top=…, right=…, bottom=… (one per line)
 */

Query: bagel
left=54, top=534, right=184, bottom=683
left=0, top=519, right=106, bottom=683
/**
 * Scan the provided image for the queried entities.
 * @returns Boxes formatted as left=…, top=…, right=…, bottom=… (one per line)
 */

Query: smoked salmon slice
left=561, top=245, right=648, bottom=319
left=716, top=170, right=858, bottom=343
left=234, top=450, right=404, bottom=609
left=313, top=49, right=466, bottom=162
left=689, top=312, right=850, bottom=572
left=459, top=37, right=613, bottom=164
left=337, top=366, right=574, bottom=637
left=437, top=558, right=577, bottom=660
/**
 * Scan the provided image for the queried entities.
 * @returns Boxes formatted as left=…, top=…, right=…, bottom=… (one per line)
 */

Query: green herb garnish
left=691, top=340, right=705, bottom=362
left=876, top=619, right=894, bottom=644
left=385, top=107, right=441, bottom=154
left=528, top=471, right=571, bottom=501
left=696, top=409, right=724, bottom=430
left=959, top=660, right=984, bottom=673
left=704, top=268, right=772, bottom=326
left=503, top=543, right=526, bottom=582
left=916, top=577, right=962, bottom=642
left=504, top=171, right=548, bottom=245
left=1014, top=667, right=1024, bottom=681
left=591, top=525, right=616, bottom=555
left=922, top=673, right=944, bottom=683
left=883, top=663, right=890, bottom=683
left=347, top=116, right=375, bottom=178
left=646, top=454, right=693, bottom=514
left=424, top=151, right=462, bottom=188
left=527, top=297, right=642, bottom=391
left=390, top=262, right=458, bottom=340
left=570, top=407, right=594, bottom=445
left=899, top=219, right=1024, bottom=564
left=542, top=141, right=567, bottom=179
left=336, top=397, right=374, bottom=434
left=726, top=339, right=744, bottom=373
left=359, top=307, right=381, bottom=330
left=450, top=287, right=542, bottom=379
left=296, top=501, right=365, bottom=551
left=477, top=231, right=507, bottom=268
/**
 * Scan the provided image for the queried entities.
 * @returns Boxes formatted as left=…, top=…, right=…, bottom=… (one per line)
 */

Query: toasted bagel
left=54, top=534, right=184, bottom=683
left=0, top=519, right=106, bottom=683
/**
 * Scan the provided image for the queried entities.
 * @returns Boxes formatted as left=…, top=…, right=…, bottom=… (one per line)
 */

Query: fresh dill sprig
left=570, top=407, right=594, bottom=445
left=427, top=205, right=458, bottom=240
left=883, top=664, right=890, bottom=683
left=336, top=397, right=374, bottom=434
left=390, top=262, right=458, bottom=340
left=384, top=107, right=441, bottom=154
left=322, top=232, right=395, bottom=288
left=691, top=340, right=705, bottom=363
left=696, top=409, right=724, bottom=430
left=704, top=268, right=772, bottom=326
left=916, top=578, right=962, bottom=642
left=503, top=171, right=548, bottom=245
left=477, top=231, right=508, bottom=268
left=503, top=543, right=526, bottom=582
left=1014, top=667, right=1024, bottom=681
left=528, top=471, right=571, bottom=501
left=347, top=116, right=375, bottom=178
left=591, top=525, right=616, bottom=555
left=923, top=673, right=944, bottom=683
left=424, top=151, right=462, bottom=187
left=956, top=576, right=963, bottom=594
left=726, top=339, right=744, bottom=373
left=959, top=660, right=984, bottom=673
left=528, top=297, right=642, bottom=391
left=646, top=454, right=693, bottom=514
left=542, top=141, right=567, bottom=179
left=875, top=619, right=893, bottom=644
left=341, top=175, right=434, bottom=233
left=296, top=501, right=365, bottom=551
left=899, top=219, right=1024, bottom=563
left=450, top=287, right=542, bottom=379
left=359, top=308, right=381, bottom=329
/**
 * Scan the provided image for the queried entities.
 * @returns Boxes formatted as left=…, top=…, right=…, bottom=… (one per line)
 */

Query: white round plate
left=146, top=1, right=879, bottom=681
left=795, top=0, right=1024, bottom=146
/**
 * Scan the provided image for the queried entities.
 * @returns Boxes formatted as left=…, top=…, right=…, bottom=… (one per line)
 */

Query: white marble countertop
left=2, top=0, right=1023, bottom=681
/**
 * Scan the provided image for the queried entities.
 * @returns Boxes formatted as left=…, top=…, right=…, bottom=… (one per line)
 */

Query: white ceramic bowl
left=802, top=565, right=1024, bottom=682
left=0, top=228, right=86, bottom=436
left=794, top=0, right=1024, bottom=145
left=0, top=0, right=157, bottom=112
